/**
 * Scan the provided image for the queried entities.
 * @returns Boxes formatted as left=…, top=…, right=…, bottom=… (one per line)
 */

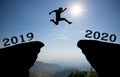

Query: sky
left=0, top=0, right=120, bottom=69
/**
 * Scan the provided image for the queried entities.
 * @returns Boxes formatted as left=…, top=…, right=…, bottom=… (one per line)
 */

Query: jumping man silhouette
left=49, top=7, right=72, bottom=25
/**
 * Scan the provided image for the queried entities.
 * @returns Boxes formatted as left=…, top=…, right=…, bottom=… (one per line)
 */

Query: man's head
left=59, top=7, right=63, bottom=11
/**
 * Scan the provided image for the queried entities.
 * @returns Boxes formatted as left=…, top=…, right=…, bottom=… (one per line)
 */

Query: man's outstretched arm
left=62, top=8, right=67, bottom=12
left=49, top=10, right=56, bottom=15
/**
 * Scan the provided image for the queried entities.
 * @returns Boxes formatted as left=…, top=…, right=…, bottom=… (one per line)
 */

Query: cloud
left=54, top=33, right=70, bottom=40
left=54, top=25, right=71, bottom=40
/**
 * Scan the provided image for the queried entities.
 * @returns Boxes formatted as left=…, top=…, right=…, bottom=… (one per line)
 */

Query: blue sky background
left=0, top=0, right=120, bottom=69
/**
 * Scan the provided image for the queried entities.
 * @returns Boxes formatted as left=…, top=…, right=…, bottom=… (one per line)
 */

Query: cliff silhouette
left=77, top=40, right=120, bottom=77
left=0, top=41, right=44, bottom=77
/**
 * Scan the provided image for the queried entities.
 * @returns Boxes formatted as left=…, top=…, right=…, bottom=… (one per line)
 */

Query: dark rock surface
left=0, top=41, right=44, bottom=77
left=77, top=40, right=120, bottom=77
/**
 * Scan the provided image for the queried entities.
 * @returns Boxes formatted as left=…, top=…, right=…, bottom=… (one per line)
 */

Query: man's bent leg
left=60, top=18, right=72, bottom=24
left=50, top=19, right=58, bottom=25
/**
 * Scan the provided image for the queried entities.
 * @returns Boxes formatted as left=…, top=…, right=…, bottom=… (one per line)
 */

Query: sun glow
left=69, top=3, right=85, bottom=17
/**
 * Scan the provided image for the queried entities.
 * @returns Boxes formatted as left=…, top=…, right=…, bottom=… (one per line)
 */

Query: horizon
left=33, top=60, right=91, bottom=71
